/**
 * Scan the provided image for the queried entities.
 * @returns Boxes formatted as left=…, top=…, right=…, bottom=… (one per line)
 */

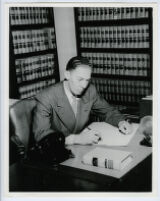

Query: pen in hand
left=118, top=119, right=132, bottom=135
left=87, top=127, right=101, bottom=142
left=119, top=129, right=126, bottom=135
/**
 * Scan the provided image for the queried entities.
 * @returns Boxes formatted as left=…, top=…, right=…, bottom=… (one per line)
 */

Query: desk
left=9, top=129, right=152, bottom=192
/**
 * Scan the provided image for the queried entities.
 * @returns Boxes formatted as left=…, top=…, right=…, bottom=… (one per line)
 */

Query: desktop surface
left=9, top=125, right=152, bottom=192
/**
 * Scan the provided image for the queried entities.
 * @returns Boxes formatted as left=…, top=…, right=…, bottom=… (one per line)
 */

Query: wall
left=54, top=7, right=77, bottom=80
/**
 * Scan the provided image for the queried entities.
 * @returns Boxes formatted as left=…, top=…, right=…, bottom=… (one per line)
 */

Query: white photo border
left=1, top=0, right=160, bottom=201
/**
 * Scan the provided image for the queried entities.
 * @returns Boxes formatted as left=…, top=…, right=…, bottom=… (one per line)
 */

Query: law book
left=100, top=7, right=105, bottom=21
left=82, top=147, right=133, bottom=170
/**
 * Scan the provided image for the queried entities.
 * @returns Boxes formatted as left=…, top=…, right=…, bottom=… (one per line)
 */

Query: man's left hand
left=118, top=120, right=133, bottom=135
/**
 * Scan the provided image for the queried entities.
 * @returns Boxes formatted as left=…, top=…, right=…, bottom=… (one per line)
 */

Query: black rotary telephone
left=28, top=132, right=74, bottom=166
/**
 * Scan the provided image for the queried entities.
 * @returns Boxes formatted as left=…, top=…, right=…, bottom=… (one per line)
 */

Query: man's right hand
left=65, top=128, right=101, bottom=145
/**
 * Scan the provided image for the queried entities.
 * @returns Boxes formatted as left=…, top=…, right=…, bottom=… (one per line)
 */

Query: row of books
left=10, top=7, right=51, bottom=25
left=81, top=52, right=150, bottom=76
left=15, top=54, right=55, bottom=73
left=92, top=78, right=151, bottom=96
left=80, top=25, right=149, bottom=48
left=19, top=78, right=56, bottom=99
left=12, top=28, right=56, bottom=54
left=15, top=54, right=55, bottom=83
left=16, top=66, right=55, bottom=84
left=77, top=7, right=150, bottom=22
left=91, top=78, right=151, bottom=103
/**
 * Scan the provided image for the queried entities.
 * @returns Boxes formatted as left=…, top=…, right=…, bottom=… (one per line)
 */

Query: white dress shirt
left=63, top=81, right=80, bottom=117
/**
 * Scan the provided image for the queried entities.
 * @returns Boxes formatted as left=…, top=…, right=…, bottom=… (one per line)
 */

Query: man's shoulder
left=35, top=81, right=63, bottom=100
left=84, top=83, right=97, bottom=98
left=87, top=83, right=97, bottom=93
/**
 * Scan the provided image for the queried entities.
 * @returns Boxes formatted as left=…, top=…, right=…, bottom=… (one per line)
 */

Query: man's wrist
left=118, top=120, right=125, bottom=127
left=124, top=118, right=132, bottom=123
left=118, top=118, right=132, bottom=127
left=73, top=135, right=81, bottom=144
left=65, top=134, right=82, bottom=145
left=65, top=134, right=75, bottom=145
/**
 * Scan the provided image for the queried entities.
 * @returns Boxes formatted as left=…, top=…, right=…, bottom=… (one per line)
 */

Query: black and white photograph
left=1, top=1, right=159, bottom=200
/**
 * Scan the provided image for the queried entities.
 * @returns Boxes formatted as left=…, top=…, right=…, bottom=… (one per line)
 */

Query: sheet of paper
left=88, top=122, right=139, bottom=146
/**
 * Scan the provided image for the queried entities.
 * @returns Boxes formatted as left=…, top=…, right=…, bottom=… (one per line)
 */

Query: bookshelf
left=74, top=7, right=153, bottom=121
left=9, top=7, right=60, bottom=99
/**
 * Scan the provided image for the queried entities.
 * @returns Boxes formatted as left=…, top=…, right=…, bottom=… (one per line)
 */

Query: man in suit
left=33, top=56, right=132, bottom=145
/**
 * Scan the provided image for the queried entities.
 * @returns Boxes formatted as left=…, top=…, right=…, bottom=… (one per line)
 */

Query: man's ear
left=64, top=70, right=70, bottom=80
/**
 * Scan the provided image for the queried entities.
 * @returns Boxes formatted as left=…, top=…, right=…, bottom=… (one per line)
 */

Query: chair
left=9, top=98, right=36, bottom=164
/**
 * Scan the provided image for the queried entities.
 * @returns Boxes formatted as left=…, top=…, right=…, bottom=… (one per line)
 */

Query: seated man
left=33, top=56, right=132, bottom=145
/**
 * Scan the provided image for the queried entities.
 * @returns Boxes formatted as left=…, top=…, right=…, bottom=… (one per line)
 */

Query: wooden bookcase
left=9, top=7, right=60, bottom=99
left=74, top=7, right=153, bottom=121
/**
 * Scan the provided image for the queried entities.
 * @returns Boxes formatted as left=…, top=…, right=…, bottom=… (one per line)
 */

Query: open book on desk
left=86, top=122, right=139, bottom=146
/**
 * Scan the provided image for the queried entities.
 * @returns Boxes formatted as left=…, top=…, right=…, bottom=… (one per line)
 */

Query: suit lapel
left=55, top=82, right=91, bottom=134
left=55, top=83, right=76, bottom=133
left=73, top=94, right=90, bottom=133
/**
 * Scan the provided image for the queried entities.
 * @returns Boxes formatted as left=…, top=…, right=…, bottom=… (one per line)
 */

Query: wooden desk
left=9, top=129, right=152, bottom=192
left=59, top=131, right=152, bottom=191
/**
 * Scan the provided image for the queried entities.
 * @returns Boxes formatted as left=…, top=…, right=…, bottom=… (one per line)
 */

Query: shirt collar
left=63, top=81, right=80, bottom=103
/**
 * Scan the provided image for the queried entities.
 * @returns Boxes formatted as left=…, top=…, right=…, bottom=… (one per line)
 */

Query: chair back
left=10, top=98, right=36, bottom=151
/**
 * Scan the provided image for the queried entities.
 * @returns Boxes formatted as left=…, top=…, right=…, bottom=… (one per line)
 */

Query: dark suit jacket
left=33, top=81, right=125, bottom=142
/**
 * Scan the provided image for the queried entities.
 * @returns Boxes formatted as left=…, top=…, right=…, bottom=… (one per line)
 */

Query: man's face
left=66, top=65, right=92, bottom=96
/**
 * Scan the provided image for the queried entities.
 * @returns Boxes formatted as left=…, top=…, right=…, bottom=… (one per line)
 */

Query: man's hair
left=66, top=56, right=92, bottom=71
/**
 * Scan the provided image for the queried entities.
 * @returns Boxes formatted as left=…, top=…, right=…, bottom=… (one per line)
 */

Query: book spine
left=82, top=156, right=120, bottom=170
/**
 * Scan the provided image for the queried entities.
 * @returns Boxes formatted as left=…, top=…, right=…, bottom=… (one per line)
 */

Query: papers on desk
left=82, top=147, right=133, bottom=170
left=87, top=122, right=139, bottom=146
